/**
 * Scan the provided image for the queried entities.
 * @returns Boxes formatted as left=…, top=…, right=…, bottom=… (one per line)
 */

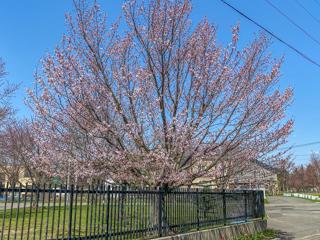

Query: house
left=0, top=167, right=32, bottom=187
left=228, top=160, right=279, bottom=195
left=192, top=160, right=278, bottom=195
left=0, top=173, right=5, bottom=187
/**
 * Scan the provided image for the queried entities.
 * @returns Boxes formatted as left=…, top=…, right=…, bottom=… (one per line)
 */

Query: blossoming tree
left=0, top=58, right=16, bottom=125
left=0, top=120, right=42, bottom=186
left=0, top=58, right=20, bottom=185
left=28, top=0, right=293, bottom=187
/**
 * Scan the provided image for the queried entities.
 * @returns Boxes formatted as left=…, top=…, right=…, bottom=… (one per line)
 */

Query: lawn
left=0, top=190, right=257, bottom=239
left=0, top=197, right=250, bottom=239
left=310, top=193, right=320, bottom=197
left=0, top=198, right=225, bottom=239
left=1, top=203, right=153, bottom=239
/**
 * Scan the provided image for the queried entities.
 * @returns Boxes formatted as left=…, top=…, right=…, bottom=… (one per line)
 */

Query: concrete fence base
left=154, top=220, right=267, bottom=240
left=284, top=192, right=320, bottom=201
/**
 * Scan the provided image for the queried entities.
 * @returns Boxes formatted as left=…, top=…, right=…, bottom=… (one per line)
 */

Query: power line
left=278, top=141, right=320, bottom=151
left=220, top=0, right=320, bottom=69
left=294, top=154, right=310, bottom=157
left=295, top=0, right=320, bottom=26
left=265, top=0, right=320, bottom=47
left=291, top=141, right=320, bottom=149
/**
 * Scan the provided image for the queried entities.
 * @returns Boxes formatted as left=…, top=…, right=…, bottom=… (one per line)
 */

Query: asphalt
left=266, top=196, right=320, bottom=240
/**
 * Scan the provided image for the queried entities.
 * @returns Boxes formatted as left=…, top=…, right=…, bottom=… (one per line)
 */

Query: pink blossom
left=27, top=0, right=293, bottom=187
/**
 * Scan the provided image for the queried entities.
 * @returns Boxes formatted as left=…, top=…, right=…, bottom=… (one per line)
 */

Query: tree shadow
left=276, top=230, right=295, bottom=240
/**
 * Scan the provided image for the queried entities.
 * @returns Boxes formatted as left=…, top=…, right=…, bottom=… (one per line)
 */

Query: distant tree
left=287, top=153, right=320, bottom=192
left=289, top=165, right=307, bottom=192
left=0, top=121, right=22, bottom=186
left=305, top=153, right=320, bottom=192
left=277, top=158, right=295, bottom=192
left=0, top=58, right=19, bottom=185
left=28, top=0, right=293, bottom=187
left=0, top=58, right=17, bottom=125
left=0, top=120, right=46, bottom=186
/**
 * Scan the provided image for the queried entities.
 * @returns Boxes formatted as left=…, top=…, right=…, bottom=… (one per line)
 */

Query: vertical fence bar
left=7, top=184, right=15, bottom=240
left=148, top=187, right=152, bottom=236
left=188, top=188, right=191, bottom=226
left=78, top=186, right=84, bottom=238
left=0, top=184, right=7, bottom=240
left=140, top=187, right=144, bottom=239
left=119, top=186, right=124, bottom=239
left=62, top=185, right=68, bottom=239
left=85, top=185, right=90, bottom=238
left=149, top=188, right=153, bottom=235
left=45, top=184, right=52, bottom=240
left=73, top=185, right=78, bottom=238
left=68, top=184, right=74, bottom=240
left=158, top=188, right=163, bottom=237
left=21, top=184, right=28, bottom=240
left=112, top=186, right=116, bottom=238
left=174, top=189, right=177, bottom=231
left=101, top=185, right=105, bottom=238
left=33, top=185, right=40, bottom=240
left=105, top=185, right=110, bottom=240
left=135, top=189, right=138, bottom=238
left=98, top=184, right=103, bottom=236
left=129, top=187, right=132, bottom=239
left=135, top=188, right=138, bottom=238
left=56, top=185, right=63, bottom=240
left=13, top=184, right=22, bottom=240
left=222, top=189, right=227, bottom=226
left=93, top=185, right=98, bottom=238
left=39, top=184, right=46, bottom=239
left=178, top=189, right=180, bottom=230
left=196, top=189, right=200, bottom=230
left=26, top=184, right=34, bottom=240
left=244, top=190, right=248, bottom=222
left=115, top=186, right=120, bottom=239
left=182, top=188, right=185, bottom=229
left=51, top=185, right=57, bottom=239
left=139, top=187, right=143, bottom=239
left=261, top=191, right=265, bottom=219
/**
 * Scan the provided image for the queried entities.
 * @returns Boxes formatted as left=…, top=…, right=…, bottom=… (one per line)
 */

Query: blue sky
left=0, top=0, right=320, bottom=165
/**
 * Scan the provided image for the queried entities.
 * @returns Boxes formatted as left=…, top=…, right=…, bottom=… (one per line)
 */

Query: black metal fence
left=0, top=184, right=265, bottom=239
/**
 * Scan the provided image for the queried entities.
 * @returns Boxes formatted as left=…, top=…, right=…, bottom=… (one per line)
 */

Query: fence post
left=196, top=189, right=200, bottom=230
left=244, top=190, right=248, bottom=222
left=68, top=184, right=74, bottom=240
left=106, top=185, right=110, bottom=238
left=222, top=189, right=227, bottom=226
left=158, top=187, right=163, bottom=237
left=0, top=183, right=8, bottom=240
left=261, top=191, right=265, bottom=220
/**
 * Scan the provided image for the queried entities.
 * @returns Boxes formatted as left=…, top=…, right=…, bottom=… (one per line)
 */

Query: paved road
left=266, top=196, right=320, bottom=240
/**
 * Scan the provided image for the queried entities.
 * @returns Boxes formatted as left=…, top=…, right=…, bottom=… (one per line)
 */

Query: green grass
left=0, top=194, right=256, bottom=239
left=310, top=193, right=320, bottom=197
left=236, top=229, right=278, bottom=240
left=0, top=205, right=151, bottom=239
left=0, top=200, right=160, bottom=239
left=0, top=198, right=223, bottom=239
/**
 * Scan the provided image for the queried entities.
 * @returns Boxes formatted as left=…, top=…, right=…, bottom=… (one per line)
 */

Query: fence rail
left=0, top=184, right=265, bottom=239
